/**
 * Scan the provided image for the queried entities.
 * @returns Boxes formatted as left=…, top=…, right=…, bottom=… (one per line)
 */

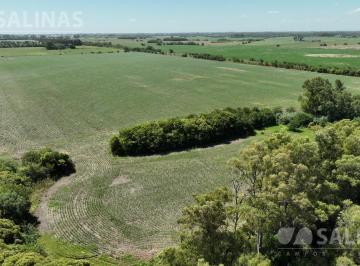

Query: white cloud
left=267, top=10, right=280, bottom=15
left=129, top=18, right=137, bottom=23
left=349, top=8, right=360, bottom=14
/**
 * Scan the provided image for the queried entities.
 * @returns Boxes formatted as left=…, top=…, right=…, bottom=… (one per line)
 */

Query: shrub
left=288, top=112, right=314, bottom=132
left=111, top=107, right=277, bottom=156
left=237, top=254, right=271, bottom=266
left=0, top=159, right=18, bottom=173
left=21, top=148, right=75, bottom=181
left=0, top=219, right=21, bottom=244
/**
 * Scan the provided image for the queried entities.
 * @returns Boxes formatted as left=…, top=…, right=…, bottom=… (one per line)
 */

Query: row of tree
left=165, top=41, right=200, bottom=46
left=44, top=39, right=82, bottom=50
left=123, top=45, right=163, bottom=54
left=111, top=107, right=277, bottom=157
left=232, top=57, right=360, bottom=78
left=188, top=53, right=226, bottom=61
left=0, top=41, right=42, bottom=48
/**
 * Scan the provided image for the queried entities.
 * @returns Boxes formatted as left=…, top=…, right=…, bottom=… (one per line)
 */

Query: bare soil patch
left=110, top=175, right=130, bottom=187
left=35, top=176, right=72, bottom=232
left=305, top=53, right=360, bottom=58
left=217, top=67, right=247, bottom=73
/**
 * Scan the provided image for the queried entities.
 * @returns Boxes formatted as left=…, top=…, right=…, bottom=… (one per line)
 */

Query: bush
left=111, top=107, right=277, bottom=156
left=21, top=148, right=75, bottom=182
left=0, top=219, right=21, bottom=244
left=0, top=159, right=18, bottom=173
left=288, top=112, right=313, bottom=132
left=237, top=254, right=271, bottom=266
left=336, top=256, right=356, bottom=266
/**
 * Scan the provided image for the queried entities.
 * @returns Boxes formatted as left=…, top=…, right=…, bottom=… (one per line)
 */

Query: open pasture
left=1, top=52, right=360, bottom=256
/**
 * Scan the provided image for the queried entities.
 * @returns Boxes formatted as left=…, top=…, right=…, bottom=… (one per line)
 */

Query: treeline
left=165, top=41, right=199, bottom=46
left=182, top=52, right=360, bottom=77
left=148, top=38, right=200, bottom=46
left=163, top=37, right=189, bottom=42
left=0, top=38, right=84, bottom=50
left=123, top=45, right=163, bottom=54
left=111, top=107, right=277, bottom=156
left=0, top=41, right=42, bottom=48
left=187, top=53, right=226, bottom=61
left=82, top=41, right=113, bottom=47
left=43, top=38, right=83, bottom=50
left=232, top=57, right=360, bottom=77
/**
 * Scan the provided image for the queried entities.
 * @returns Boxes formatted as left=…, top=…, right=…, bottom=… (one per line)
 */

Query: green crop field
left=0, top=46, right=118, bottom=57
left=1, top=51, right=360, bottom=258
left=113, top=36, right=360, bottom=70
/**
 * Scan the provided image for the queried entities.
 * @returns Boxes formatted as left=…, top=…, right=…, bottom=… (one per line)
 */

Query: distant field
left=1, top=52, right=360, bottom=257
left=106, top=36, right=360, bottom=70
left=0, top=46, right=118, bottom=57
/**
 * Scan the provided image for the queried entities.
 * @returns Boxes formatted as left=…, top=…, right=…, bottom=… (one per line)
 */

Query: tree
left=300, top=77, right=337, bottom=118
left=0, top=172, right=31, bottom=222
left=336, top=205, right=360, bottom=264
left=177, top=187, right=249, bottom=266
left=300, top=78, right=357, bottom=121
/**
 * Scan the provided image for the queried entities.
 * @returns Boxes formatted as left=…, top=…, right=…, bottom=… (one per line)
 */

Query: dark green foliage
left=0, top=172, right=31, bottom=222
left=0, top=158, right=18, bottom=173
left=0, top=41, right=42, bottom=48
left=44, top=39, right=82, bottom=50
left=189, top=53, right=226, bottom=61
left=150, top=188, right=252, bottom=266
left=300, top=77, right=360, bottom=121
left=288, top=112, right=314, bottom=131
left=111, top=107, right=277, bottom=156
left=21, top=148, right=76, bottom=182
left=165, top=41, right=199, bottom=46
left=123, top=45, right=162, bottom=54
left=163, top=37, right=189, bottom=42
left=0, top=219, right=22, bottom=244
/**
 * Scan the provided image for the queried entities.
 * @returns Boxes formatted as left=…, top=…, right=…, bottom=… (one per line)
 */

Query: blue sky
left=1, top=0, right=360, bottom=33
